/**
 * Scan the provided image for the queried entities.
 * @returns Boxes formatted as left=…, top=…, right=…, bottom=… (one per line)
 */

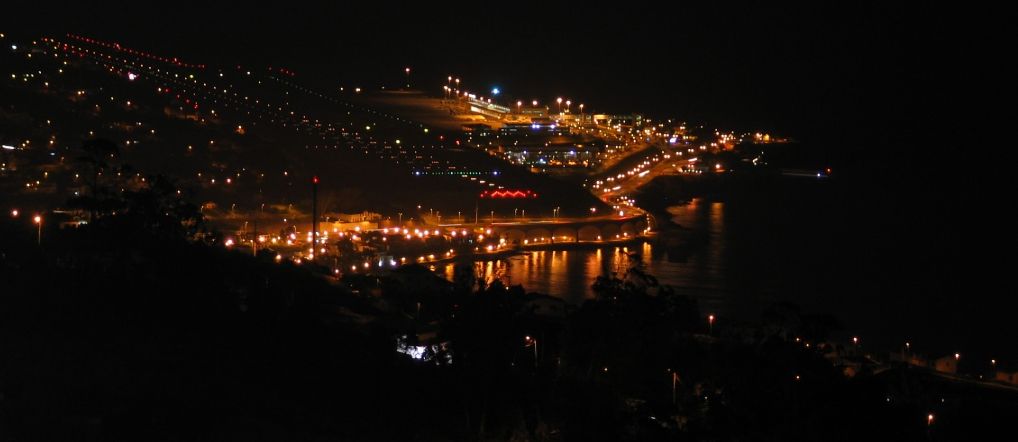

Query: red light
left=479, top=190, right=537, bottom=199
left=313, top=176, right=319, bottom=184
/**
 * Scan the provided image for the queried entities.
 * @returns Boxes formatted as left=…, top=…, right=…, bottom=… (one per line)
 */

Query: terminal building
left=593, top=114, right=642, bottom=128
left=466, top=97, right=511, bottom=119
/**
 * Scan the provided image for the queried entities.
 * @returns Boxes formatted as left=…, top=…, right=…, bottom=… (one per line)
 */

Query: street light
left=532, top=99, right=538, bottom=107
left=556, top=97, right=563, bottom=113
left=33, top=215, right=42, bottom=245
left=670, top=369, right=680, bottom=405
left=516, top=100, right=522, bottom=113
left=404, top=67, right=410, bottom=89
left=525, top=335, right=538, bottom=366
left=708, top=314, right=715, bottom=334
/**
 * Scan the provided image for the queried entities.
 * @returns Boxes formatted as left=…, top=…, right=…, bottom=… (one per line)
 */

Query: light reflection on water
left=437, top=198, right=731, bottom=311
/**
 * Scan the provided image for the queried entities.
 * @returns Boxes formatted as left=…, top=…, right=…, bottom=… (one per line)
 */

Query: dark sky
left=4, top=4, right=1007, bottom=150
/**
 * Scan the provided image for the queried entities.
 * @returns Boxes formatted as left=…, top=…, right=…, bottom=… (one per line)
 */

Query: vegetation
left=1, top=155, right=1014, bottom=440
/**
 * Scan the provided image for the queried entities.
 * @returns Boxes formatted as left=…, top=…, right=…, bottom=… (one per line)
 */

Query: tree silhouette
left=72, top=138, right=120, bottom=222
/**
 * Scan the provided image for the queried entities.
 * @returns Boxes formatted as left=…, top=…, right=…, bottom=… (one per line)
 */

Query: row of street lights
left=436, top=74, right=587, bottom=119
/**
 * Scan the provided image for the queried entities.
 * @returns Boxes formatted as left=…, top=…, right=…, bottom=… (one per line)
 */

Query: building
left=328, top=211, right=381, bottom=232
left=994, top=370, right=1018, bottom=385
left=933, top=355, right=958, bottom=374
left=593, top=114, right=642, bottom=128
left=467, top=97, right=510, bottom=119
left=461, top=123, right=493, bottom=136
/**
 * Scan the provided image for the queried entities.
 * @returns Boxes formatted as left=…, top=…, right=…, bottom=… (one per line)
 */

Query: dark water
left=438, top=175, right=1018, bottom=363
left=437, top=202, right=730, bottom=310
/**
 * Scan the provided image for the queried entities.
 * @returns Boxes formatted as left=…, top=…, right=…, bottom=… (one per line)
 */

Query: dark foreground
left=2, top=201, right=1016, bottom=441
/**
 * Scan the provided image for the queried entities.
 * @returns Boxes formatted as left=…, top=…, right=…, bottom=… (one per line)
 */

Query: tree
left=73, top=138, right=120, bottom=221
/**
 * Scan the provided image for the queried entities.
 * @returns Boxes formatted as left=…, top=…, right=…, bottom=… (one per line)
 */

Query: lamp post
left=526, top=335, right=538, bottom=367
left=670, top=370, right=680, bottom=405
left=312, top=176, right=319, bottom=260
left=556, top=97, right=563, bottom=114
left=33, top=215, right=42, bottom=245
left=708, top=314, right=715, bottom=334
left=404, top=67, right=411, bottom=89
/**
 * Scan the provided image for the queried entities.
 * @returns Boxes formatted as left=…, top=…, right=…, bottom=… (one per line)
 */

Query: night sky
left=7, top=4, right=1005, bottom=151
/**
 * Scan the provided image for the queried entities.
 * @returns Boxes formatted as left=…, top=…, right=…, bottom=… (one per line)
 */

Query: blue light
left=491, top=87, right=500, bottom=95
